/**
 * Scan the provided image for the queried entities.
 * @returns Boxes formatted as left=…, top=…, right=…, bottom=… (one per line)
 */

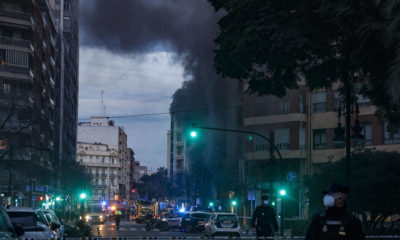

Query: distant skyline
left=78, top=47, right=185, bottom=170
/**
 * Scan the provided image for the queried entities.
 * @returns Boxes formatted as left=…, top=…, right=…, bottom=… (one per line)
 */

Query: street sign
left=287, top=171, right=297, bottom=183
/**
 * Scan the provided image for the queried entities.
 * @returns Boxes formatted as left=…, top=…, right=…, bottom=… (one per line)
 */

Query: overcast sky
left=78, top=47, right=185, bottom=170
left=78, top=0, right=219, bottom=170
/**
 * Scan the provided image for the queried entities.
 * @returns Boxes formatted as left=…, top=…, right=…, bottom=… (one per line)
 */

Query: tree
left=208, top=0, right=400, bottom=128
left=139, top=167, right=169, bottom=200
left=304, top=149, right=400, bottom=233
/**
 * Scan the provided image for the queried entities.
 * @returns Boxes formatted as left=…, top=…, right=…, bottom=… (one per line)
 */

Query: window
left=112, top=158, right=114, bottom=164
left=277, top=100, right=290, bottom=114
left=334, top=91, right=342, bottom=111
left=357, top=94, right=370, bottom=107
left=0, top=138, right=7, bottom=150
left=102, top=157, right=105, bottom=163
left=3, top=83, right=11, bottom=94
left=275, top=128, right=290, bottom=150
left=177, top=146, right=183, bottom=156
left=313, top=129, right=326, bottom=149
left=384, top=122, right=400, bottom=144
left=299, top=127, right=306, bottom=149
left=361, top=123, right=372, bottom=146
left=111, top=178, right=115, bottom=186
left=101, top=179, right=105, bottom=185
left=254, top=130, right=268, bottom=152
left=312, top=92, right=326, bottom=113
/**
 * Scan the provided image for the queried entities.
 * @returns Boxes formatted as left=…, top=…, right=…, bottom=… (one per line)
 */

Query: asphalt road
left=91, top=220, right=206, bottom=238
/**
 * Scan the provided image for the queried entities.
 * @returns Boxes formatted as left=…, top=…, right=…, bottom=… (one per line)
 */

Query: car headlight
left=79, top=216, right=82, bottom=220
left=162, top=218, right=167, bottom=221
left=85, top=215, right=92, bottom=220
left=100, top=215, right=103, bottom=219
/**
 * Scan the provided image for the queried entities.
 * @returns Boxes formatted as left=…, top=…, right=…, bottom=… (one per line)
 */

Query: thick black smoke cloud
left=80, top=0, right=239, bottom=201
left=80, top=0, right=230, bottom=125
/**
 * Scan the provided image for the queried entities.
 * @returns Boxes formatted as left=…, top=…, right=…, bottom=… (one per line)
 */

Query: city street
left=91, top=221, right=206, bottom=238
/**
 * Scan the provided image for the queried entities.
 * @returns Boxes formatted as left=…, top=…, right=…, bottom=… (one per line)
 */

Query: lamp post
left=333, top=86, right=365, bottom=186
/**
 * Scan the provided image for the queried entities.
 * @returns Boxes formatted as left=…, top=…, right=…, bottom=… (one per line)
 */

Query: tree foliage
left=209, top=0, right=400, bottom=128
left=139, top=167, right=169, bottom=200
left=304, top=149, right=400, bottom=217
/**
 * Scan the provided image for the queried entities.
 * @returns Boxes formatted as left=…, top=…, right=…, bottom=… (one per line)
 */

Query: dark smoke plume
left=80, top=0, right=241, bottom=203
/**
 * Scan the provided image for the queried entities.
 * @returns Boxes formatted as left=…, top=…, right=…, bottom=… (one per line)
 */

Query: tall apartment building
left=167, top=120, right=187, bottom=180
left=76, top=142, right=119, bottom=202
left=0, top=0, right=79, bottom=207
left=78, top=116, right=131, bottom=202
left=243, top=85, right=400, bottom=218
left=50, top=0, right=79, bottom=186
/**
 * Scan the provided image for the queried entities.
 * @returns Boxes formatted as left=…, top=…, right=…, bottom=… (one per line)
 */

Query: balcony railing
left=0, top=36, right=30, bottom=48
left=0, top=65, right=29, bottom=75
left=0, top=9, right=31, bottom=21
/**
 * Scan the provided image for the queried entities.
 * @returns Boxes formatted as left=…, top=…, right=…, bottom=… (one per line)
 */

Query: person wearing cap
left=251, top=195, right=279, bottom=238
left=305, top=182, right=365, bottom=240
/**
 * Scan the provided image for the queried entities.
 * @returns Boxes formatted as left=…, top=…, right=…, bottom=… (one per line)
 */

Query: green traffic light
left=80, top=193, right=87, bottom=199
left=272, top=201, right=276, bottom=206
left=56, top=196, right=61, bottom=201
left=248, top=135, right=254, bottom=141
left=232, top=201, right=237, bottom=206
left=209, top=202, right=214, bottom=207
left=190, top=131, right=197, bottom=138
left=279, top=189, right=286, bottom=196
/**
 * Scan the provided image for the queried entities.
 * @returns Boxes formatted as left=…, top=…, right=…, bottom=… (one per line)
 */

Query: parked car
left=0, top=206, right=24, bottom=238
left=181, top=212, right=211, bottom=233
left=162, top=212, right=186, bottom=230
left=205, top=212, right=240, bottom=237
left=6, top=207, right=55, bottom=239
left=43, top=209, right=64, bottom=238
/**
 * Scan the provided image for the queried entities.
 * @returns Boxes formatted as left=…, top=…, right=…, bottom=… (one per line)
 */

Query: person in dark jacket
left=251, top=195, right=279, bottom=238
left=305, top=182, right=365, bottom=240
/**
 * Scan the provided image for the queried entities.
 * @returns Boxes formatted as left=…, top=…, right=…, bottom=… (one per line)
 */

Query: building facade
left=242, top=84, right=400, bottom=219
left=0, top=0, right=78, bottom=207
left=76, top=142, right=119, bottom=203
left=77, top=116, right=131, bottom=202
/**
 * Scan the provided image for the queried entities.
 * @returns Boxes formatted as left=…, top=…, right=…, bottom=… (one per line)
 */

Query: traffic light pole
left=191, top=124, right=283, bottom=220
left=191, top=124, right=283, bottom=161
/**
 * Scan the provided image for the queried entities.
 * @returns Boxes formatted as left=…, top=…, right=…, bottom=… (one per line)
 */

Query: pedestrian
left=251, top=195, right=279, bottom=238
left=305, top=182, right=365, bottom=240
left=115, top=208, right=122, bottom=230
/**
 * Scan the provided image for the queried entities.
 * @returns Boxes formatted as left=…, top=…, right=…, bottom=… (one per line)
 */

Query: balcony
left=109, top=174, right=116, bottom=178
left=0, top=65, right=29, bottom=75
left=101, top=174, right=107, bottom=178
left=0, top=9, right=31, bottom=21
left=0, top=36, right=30, bottom=48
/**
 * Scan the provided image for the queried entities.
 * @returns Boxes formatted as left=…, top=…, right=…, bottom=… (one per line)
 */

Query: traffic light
left=279, top=189, right=287, bottom=197
left=209, top=202, right=214, bottom=207
left=272, top=201, right=276, bottom=206
left=39, top=196, right=44, bottom=201
left=56, top=196, right=61, bottom=201
left=190, top=130, right=197, bottom=138
left=231, top=200, right=237, bottom=206
left=79, top=192, right=87, bottom=200
left=131, top=189, right=135, bottom=193
left=248, top=135, right=254, bottom=141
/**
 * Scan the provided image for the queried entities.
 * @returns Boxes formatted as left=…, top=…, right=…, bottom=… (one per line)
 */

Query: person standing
left=115, top=208, right=122, bottom=230
left=305, top=182, right=365, bottom=240
left=252, top=195, right=279, bottom=238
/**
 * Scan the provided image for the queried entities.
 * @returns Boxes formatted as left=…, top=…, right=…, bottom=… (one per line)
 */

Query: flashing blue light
left=179, top=208, right=185, bottom=213
left=102, top=201, right=106, bottom=206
